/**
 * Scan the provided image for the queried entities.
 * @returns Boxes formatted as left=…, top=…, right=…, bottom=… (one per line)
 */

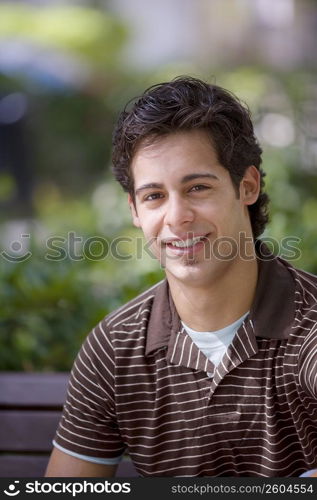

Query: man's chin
left=164, top=256, right=234, bottom=288
left=165, top=261, right=210, bottom=284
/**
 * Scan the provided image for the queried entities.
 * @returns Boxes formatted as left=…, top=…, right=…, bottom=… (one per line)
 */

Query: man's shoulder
left=284, top=261, right=317, bottom=318
left=293, top=266, right=317, bottom=285
left=287, top=262, right=317, bottom=298
left=101, top=280, right=165, bottom=332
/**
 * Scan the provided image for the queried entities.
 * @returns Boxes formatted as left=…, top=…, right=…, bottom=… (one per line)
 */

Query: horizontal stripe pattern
left=55, top=257, right=317, bottom=476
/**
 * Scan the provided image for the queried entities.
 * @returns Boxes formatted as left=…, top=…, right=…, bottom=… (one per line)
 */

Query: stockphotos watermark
left=0, top=231, right=302, bottom=263
left=3, top=480, right=131, bottom=497
left=1, top=478, right=315, bottom=499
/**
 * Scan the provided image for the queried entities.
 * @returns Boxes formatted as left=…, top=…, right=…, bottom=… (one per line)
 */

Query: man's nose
left=164, top=195, right=195, bottom=227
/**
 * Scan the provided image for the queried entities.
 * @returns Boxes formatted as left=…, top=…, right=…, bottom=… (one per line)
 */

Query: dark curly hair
left=112, top=76, right=269, bottom=238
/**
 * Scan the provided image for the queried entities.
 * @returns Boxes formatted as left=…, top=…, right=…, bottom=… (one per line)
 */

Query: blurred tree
left=0, top=4, right=126, bottom=68
left=0, top=3, right=128, bottom=213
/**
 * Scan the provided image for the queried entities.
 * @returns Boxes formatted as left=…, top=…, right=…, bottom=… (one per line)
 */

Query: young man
left=46, top=77, right=317, bottom=477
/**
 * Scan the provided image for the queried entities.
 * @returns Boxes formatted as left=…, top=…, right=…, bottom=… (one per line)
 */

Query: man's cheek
left=143, top=237, right=160, bottom=260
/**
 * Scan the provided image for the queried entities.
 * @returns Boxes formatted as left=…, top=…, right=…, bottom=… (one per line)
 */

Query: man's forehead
left=133, top=129, right=215, bottom=157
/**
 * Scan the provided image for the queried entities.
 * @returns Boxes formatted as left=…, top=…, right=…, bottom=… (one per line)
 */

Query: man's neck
left=167, top=256, right=258, bottom=332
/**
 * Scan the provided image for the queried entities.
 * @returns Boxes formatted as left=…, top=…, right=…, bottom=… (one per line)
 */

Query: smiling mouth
left=169, top=235, right=206, bottom=248
left=163, top=234, right=210, bottom=253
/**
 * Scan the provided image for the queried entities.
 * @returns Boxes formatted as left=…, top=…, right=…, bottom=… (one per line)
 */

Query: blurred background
left=0, top=0, right=316, bottom=371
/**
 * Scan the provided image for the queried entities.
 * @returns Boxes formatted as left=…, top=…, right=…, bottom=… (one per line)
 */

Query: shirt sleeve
left=52, top=441, right=123, bottom=465
left=298, top=323, right=317, bottom=400
left=54, top=320, right=125, bottom=461
left=299, top=468, right=317, bottom=477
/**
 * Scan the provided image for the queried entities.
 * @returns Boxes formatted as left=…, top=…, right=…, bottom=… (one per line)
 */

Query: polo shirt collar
left=145, top=279, right=179, bottom=356
left=145, top=242, right=296, bottom=356
left=249, top=240, right=296, bottom=340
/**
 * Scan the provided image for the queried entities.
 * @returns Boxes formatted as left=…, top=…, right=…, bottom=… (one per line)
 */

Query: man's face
left=129, top=130, right=259, bottom=289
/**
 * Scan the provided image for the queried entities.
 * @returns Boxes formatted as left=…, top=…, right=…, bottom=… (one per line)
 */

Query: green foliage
left=0, top=185, right=164, bottom=371
left=29, top=92, right=114, bottom=196
left=0, top=255, right=104, bottom=370
left=0, top=236, right=164, bottom=371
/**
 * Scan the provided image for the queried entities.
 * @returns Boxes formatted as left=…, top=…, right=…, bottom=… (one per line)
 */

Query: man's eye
left=144, top=193, right=163, bottom=201
left=190, top=185, right=209, bottom=192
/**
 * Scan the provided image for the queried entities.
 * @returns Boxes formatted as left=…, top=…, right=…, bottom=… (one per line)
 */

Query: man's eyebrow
left=181, top=173, right=219, bottom=183
left=135, top=183, right=163, bottom=196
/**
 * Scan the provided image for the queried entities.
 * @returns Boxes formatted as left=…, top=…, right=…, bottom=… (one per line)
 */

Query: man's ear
left=128, top=194, right=141, bottom=228
left=240, top=165, right=261, bottom=206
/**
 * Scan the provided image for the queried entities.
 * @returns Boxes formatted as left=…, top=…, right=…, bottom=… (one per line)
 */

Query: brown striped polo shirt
left=54, top=251, right=317, bottom=477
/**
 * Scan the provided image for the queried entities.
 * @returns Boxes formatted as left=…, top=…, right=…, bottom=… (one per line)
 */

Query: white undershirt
left=182, top=311, right=249, bottom=376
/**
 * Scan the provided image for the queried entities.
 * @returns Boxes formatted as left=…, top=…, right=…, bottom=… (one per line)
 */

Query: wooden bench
left=0, top=372, right=137, bottom=477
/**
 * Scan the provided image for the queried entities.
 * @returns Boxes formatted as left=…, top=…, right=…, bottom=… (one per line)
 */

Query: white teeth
left=170, top=236, right=204, bottom=248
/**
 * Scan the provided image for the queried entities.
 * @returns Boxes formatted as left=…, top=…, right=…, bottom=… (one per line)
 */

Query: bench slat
left=0, top=455, right=138, bottom=478
left=0, top=411, right=60, bottom=451
left=0, top=372, right=69, bottom=407
left=0, top=455, right=49, bottom=477
left=0, top=372, right=138, bottom=477
left=116, top=459, right=138, bottom=477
